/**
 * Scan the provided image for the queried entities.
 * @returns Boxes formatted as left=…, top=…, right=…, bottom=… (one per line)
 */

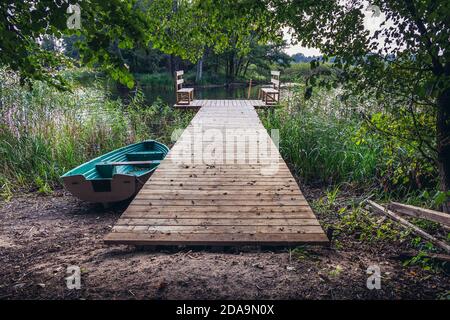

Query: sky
left=283, top=3, right=386, bottom=57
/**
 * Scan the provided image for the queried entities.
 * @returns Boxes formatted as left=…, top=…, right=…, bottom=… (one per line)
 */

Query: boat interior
left=82, top=141, right=166, bottom=180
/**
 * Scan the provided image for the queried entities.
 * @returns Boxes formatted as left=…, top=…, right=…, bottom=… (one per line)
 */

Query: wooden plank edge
left=104, top=232, right=329, bottom=246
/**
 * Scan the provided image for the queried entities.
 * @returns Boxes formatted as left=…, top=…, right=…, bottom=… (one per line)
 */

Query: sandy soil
left=0, top=189, right=448, bottom=300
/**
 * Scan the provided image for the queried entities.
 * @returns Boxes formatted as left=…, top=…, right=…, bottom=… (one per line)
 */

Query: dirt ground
left=0, top=188, right=448, bottom=300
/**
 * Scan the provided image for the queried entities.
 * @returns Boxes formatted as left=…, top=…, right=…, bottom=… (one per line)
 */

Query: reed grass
left=259, top=86, right=383, bottom=187
left=0, top=68, right=194, bottom=198
left=260, top=107, right=381, bottom=186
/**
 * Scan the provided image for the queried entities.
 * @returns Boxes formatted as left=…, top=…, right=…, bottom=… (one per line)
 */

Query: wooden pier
left=104, top=100, right=328, bottom=246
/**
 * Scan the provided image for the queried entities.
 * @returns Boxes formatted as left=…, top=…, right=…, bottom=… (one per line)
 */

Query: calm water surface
left=139, top=84, right=263, bottom=106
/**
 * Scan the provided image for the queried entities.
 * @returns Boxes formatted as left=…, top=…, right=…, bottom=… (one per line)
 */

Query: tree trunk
left=437, top=86, right=450, bottom=213
left=235, top=56, right=243, bottom=78
left=169, top=0, right=178, bottom=79
left=243, top=60, right=250, bottom=77
left=196, top=55, right=204, bottom=83
left=228, top=53, right=235, bottom=83
left=169, top=55, right=175, bottom=78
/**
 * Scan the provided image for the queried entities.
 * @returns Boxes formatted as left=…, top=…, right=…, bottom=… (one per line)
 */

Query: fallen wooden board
left=367, top=200, right=450, bottom=253
left=389, top=202, right=450, bottom=227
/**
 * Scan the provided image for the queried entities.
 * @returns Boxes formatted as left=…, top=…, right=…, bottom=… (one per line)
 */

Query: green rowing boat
left=61, top=140, right=169, bottom=203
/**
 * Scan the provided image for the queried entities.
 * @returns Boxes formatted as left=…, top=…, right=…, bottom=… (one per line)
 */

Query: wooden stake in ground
left=366, top=200, right=450, bottom=254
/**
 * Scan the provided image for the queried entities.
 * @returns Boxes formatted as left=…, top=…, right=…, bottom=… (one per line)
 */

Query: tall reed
left=0, top=68, right=193, bottom=198
left=259, top=86, right=382, bottom=187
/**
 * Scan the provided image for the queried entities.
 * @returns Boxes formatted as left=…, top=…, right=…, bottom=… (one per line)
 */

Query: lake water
left=139, top=84, right=263, bottom=106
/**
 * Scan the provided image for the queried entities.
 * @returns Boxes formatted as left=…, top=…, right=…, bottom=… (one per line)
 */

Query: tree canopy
left=0, top=0, right=279, bottom=88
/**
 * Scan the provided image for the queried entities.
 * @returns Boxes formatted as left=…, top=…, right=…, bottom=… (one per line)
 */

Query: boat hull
left=62, top=171, right=152, bottom=203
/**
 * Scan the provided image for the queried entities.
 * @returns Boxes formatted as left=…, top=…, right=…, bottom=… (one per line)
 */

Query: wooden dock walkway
left=104, top=100, right=328, bottom=246
left=173, top=99, right=271, bottom=109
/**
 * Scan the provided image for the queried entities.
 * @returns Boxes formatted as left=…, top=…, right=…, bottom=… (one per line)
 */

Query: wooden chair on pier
left=175, top=70, right=194, bottom=105
left=259, top=71, right=280, bottom=105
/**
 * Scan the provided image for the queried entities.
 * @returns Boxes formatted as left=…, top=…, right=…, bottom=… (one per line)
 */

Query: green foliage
left=433, top=191, right=450, bottom=207
left=282, top=63, right=313, bottom=82
left=356, top=111, right=437, bottom=192
left=336, top=206, right=403, bottom=242
left=1, top=0, right=148, bottom=88
left=437, top=290, right=450, bottom=300
left=403, top=251, right=433, bottom=270
left=1, top=0, right=280, bottom=88
left=272, top=0, right=450, bottom=206
left=134, top=73, right=174, bottom=88
left=402, top=249, right=449, bottom=273
left=275, top=0, right=449, bottom=102
left=259, top=89, right=381, bottom=186
left=213, top=37, right=291, bottom=82
left=325, top=186, right=341, bottom=210
left=328, top=265, right=343, bottom=277
left=260, top=83, right=441, bottom=200
left=290, top=246, right=320, bottom=261
left=0, top=68, right=194, bottom=197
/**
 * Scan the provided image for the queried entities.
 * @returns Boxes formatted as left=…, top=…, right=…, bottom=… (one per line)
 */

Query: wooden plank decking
left=104, top=100, right=328, bottom=246
left=174, top=99, right=272, bottom=109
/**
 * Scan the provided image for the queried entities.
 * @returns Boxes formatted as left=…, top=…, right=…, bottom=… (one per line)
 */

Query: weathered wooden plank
left=122, top=213, right=316, bottom=219
left=111, top=225, right=324, bottom=234
left=124, top=204, right=312, bottom=217
left=134, top=194, right=306, bottom=201
left=389, top=202, right=450, bottom=227
left=104, top=232, right=329, bottom=245
left=116, top=218, right=320, bottom=226
left=132, top=199, right=310, bottom=206
left=148, top=178, right=296, bottom=182
left=155, top=165, right=291, bottom=170
left=123, top=205, right=315, bottom=214
left=152, top=173, right=294, bottom=178
left=141, top=185, right=300, bottom=191
left=137, top=190, right=299, bottom=196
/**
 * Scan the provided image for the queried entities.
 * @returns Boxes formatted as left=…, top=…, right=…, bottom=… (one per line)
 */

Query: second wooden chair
left=259, top=71, right=280, bottom=105
left=175, top=70, right=194, bottom=105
